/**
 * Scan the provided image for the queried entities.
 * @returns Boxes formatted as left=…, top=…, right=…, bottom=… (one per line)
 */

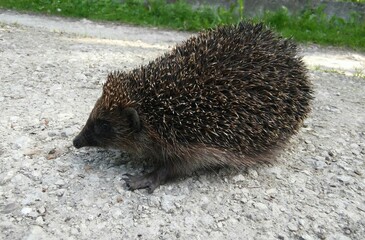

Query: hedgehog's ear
left=122, top=107, right=141, bottom=132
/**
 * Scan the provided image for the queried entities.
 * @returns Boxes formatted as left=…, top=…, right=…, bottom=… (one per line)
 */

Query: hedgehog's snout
left=73, top=134, right=86, bottom=149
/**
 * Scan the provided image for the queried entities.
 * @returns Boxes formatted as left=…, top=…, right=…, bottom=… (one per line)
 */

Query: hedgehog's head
left=73, top=72, right=141, bottom=150
left=73, top=98, right=141, bottom=150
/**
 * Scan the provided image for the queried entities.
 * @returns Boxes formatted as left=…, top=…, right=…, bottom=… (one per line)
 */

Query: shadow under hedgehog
left=73, top=22, right=313, bottom=193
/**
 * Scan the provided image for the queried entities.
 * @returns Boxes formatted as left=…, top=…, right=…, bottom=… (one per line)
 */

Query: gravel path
left=0, top=10, right=364, bottom=240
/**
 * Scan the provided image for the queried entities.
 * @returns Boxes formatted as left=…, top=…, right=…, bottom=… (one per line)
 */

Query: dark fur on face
left=73, top=99, right=141, bottom=150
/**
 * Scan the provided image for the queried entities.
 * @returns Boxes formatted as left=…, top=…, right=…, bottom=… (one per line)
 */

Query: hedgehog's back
left=124, top=22, right=312, bottom=155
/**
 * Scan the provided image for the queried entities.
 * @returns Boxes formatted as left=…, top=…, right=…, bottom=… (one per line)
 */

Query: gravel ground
left=0, top=10, right=364, bottom=240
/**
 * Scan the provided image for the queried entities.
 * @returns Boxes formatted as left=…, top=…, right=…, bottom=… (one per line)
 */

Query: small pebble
left=35, top=216, right=44, bottom=225
left=232, top=174, right=245, bottom=183
left=21, top=207, right=32, bottom=215
left=37, top=206, right=46, bottom=214
left=56, top=189, right=66, bottom=197
left=70, top=228, right=79, bottom=235
left=288, top=222, right=298, bottom=231
left=1, top=202, right=18, bottom=214
left=248, top=169, right=258, bottom=178
left=337, top=175, right=353, bottom=184
left=48, top=131, right=57, bottom=137
left=299, top=233, right=315, bottom=240
left=12, top=136, right=31, bottom=150
left=116, top=196, right=123, bottom=203
left=26, top=226, right=48, bottom=240
left=253, top=202, right=267, bottom=210
left=55, top=179, right=66, bottom=187
left=161, top=195, right=175, bottom=212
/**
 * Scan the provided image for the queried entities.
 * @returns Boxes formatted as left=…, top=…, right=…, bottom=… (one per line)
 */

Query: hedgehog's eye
left=94, top=120, right=111, bottom=135
left=100, top=123, right=110, bottom=131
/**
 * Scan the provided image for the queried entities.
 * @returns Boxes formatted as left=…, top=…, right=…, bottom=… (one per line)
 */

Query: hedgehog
left=73, top=22, right=313, bottom=193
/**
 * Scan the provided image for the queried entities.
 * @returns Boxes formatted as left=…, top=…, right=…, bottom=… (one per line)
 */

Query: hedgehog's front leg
left=124, top=167, right=171, bottom=193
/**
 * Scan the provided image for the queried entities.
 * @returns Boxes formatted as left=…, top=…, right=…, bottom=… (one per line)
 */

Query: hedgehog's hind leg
left=124, top=167, right=171, bottom=193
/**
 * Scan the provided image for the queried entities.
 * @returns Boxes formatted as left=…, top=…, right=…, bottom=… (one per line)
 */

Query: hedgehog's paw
left=124, top=167, right=169, bottom=193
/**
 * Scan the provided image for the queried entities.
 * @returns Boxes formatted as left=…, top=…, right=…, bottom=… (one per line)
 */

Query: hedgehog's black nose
left=73, top=136, right=84, bottom=149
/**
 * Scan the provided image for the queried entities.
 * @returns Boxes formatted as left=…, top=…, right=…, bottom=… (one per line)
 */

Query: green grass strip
left=261, top=7, right=365, bottom=51
left=0, top=0, right=364, bottom=51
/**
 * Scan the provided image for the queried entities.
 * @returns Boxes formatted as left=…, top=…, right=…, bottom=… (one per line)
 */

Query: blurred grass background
left=0, top=0, right=364, bottom=51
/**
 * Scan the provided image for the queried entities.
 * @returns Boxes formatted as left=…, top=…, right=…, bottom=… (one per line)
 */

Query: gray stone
left=1, top=202, right=19, bottom=214
left=70, top=227, right=79, bottom=235
left=306, top=143, right=316, bottom=152
left=311, top=157, right=326, bottom=170
left=35, top=216, right=44, bottom=225
left=61, top=127, right=78, bottom=138
left=299, top=233, right=315, bottom=240
left=21, top=207, right=32, bottom=216
left=327, top=233, right=351, bottom=240
left=0, top=170, right=15, bottom=185
left=12, top=136, right=31, bottom=150
left=337, top=175, right=354, bottom=184
left=288, top=222, right=298, bottom=232
left=55, top=179, right=66, bottom=187
left=56, top=189, right=66, bottom=197
left=253, top=202, right=268, bottom=210
left=48, top=131, right=57, bottom=137
left=37, top=206, right=46, bottom=214
left=232, top=174, right=245, bottom=183
left=161, top=195, right=175, bottom=212
left=248, top=169, right=259, bottom=178
left=25, top=226, right=48, bottom=240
